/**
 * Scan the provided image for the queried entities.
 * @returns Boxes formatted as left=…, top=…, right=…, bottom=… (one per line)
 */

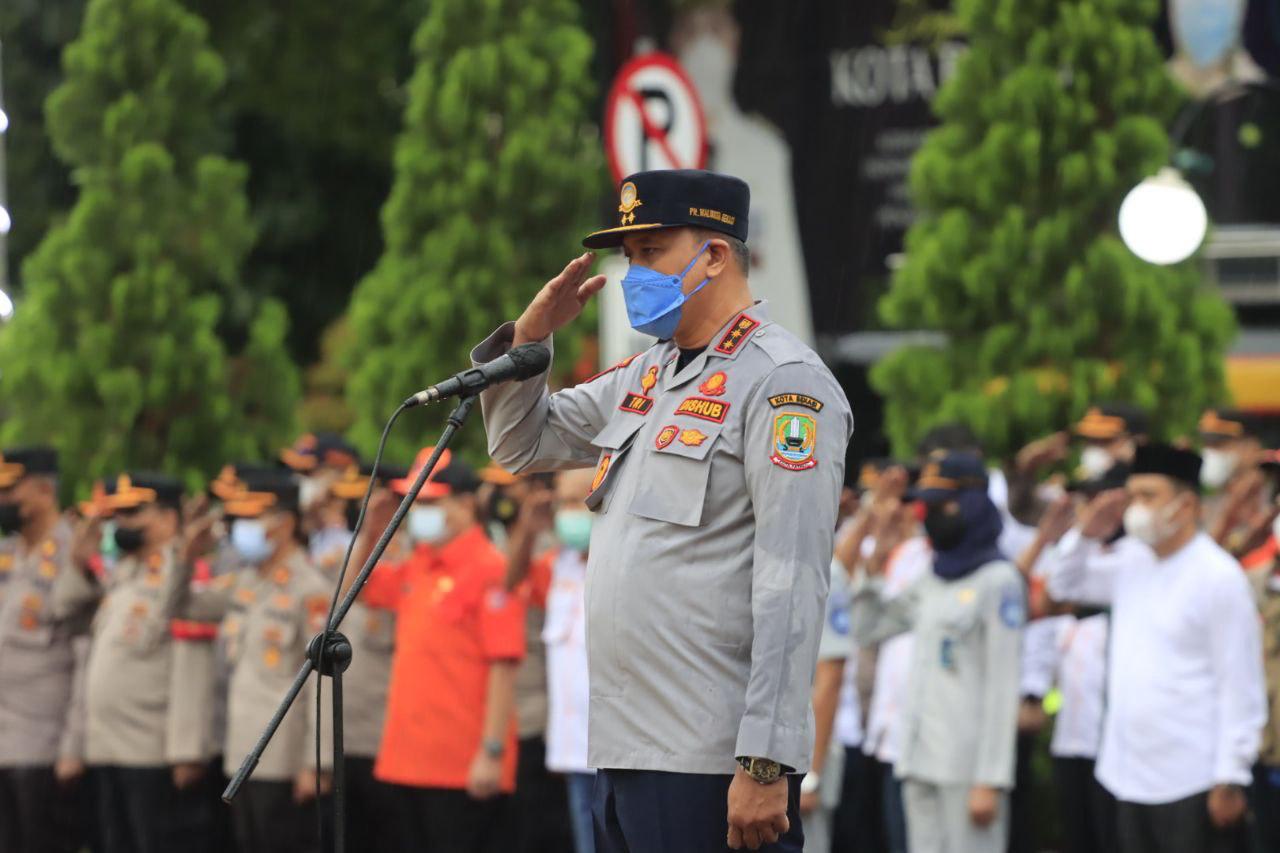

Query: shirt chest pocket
left=628, top=424, right=723, bottom=527
left=585, top=416, right=647, bottom=514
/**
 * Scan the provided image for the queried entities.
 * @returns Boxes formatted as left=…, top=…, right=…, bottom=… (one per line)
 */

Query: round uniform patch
left=829, top=604, right=850, bottom=636
left=999, top=584, right=1026, bottom=629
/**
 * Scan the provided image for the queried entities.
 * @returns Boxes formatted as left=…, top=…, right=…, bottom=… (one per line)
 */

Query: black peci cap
left=583, top=169, right=750, bottom=249
left=1132, top=443, right=1202, bottom=491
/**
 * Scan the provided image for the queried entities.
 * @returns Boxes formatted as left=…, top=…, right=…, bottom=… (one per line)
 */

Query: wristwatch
left=481, top=738, right=505, bottom=759
left=737, top=756, right=783, bottom=784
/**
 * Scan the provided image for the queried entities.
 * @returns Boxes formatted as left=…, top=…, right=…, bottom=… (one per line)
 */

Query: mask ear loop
left=680, top=240, right=714, bottom=300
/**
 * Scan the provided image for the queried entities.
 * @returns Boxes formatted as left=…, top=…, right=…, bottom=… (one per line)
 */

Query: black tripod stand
left=222, top=395, right=478, bottom=853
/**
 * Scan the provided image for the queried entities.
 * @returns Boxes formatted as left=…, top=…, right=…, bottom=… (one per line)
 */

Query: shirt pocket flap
left=628, top=428, right=723, bottom=527
left=591, top=415, right=646, bottom=451
left=651, top=424, right=721, bottom=462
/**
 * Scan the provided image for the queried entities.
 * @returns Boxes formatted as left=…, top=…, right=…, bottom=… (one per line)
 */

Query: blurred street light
left=1118, top=167, right=1208, bottom=266
left=0, top=109, right=8, bottom=134
left=0, top=288, right=12, bottom=321
left=0, top=206, right=9, bottom=234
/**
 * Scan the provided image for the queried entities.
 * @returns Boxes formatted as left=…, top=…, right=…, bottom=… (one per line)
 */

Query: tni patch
left=714, top=314, right=760, bottom=355
left=767, top=393, right=824, bottom=412
left=675, top=397, right=730, bottom=424
left=771, top=412, right=817, bottom=471
left=619, top=393, right=654, bottom=416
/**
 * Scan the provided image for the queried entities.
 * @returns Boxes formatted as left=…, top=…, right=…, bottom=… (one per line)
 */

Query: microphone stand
left=222, top=395, right=479, bottom=853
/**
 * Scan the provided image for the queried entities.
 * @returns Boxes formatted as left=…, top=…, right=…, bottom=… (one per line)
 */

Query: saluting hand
left=1015, top=431, right=1070, bottom=473
left=69, top=513, right=101, bottom=575
left=1037, top=494, right=1076, bottom=545
left=727, top=767, right=790, bottom=850
left=513, top=253, right=607, bottom=346
left=1079, top=488, right=1128, bottom=541
left=180, top=510, right=221, bottom=567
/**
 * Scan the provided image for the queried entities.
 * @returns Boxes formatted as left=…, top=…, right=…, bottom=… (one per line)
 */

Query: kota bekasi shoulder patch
left=999, top=583, right=1026, bottom=629
left=770, top=412, right=818, bottom=471
left=767, top=393, right=824, bottom=412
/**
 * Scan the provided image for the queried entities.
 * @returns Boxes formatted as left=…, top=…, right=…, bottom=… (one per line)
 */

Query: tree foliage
left=344, top=0, right=605, bottom=463
left=0, top=0, right=299, bottom=496
left=870, top=0, right=1236, bottom=461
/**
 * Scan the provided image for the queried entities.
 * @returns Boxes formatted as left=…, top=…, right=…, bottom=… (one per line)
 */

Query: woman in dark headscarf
left=849, top=451, right=1025, bottom=853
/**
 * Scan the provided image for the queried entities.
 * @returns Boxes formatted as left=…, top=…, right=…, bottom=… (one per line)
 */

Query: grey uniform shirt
left=0, top=522, right=95, bottom=766
left=473, top=303, right=853, bottom=774
left=850, top=559, right=1023, bottom=789
left=84, top=545, right=190, bottom=766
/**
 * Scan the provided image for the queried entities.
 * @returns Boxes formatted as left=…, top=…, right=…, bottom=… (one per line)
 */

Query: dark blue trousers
left=592, top=769, right=804, bottom=853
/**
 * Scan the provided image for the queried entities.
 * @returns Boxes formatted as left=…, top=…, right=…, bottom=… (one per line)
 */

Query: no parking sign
left=603, top=53, right=708, bottom=183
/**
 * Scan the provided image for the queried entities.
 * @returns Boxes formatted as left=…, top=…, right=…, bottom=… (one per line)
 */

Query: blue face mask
left=621, top=241, right=711, bottom=340
left=554, top=509, right=593, bottom=553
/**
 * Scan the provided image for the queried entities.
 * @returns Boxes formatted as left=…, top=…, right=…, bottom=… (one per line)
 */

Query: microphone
left=404, top=342, right=551, bottom=407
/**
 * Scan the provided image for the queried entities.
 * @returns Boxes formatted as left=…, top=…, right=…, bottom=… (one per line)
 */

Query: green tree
left=870, top=0, right=1235, bottom=461
left=0, top=0, right=299, bottom=496
left=344, top=0, right=604, bottom=462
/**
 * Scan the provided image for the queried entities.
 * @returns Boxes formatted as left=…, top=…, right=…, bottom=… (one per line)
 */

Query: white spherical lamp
left=1118, top=167, right=1208, bottom=265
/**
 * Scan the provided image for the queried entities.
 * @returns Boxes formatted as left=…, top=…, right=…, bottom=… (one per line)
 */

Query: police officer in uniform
left=471, top=169, right=853, bottom=852
left=81, top=473, right=213, bottom=852
left=176, top=470, right=333, bottom=853
left=325, top=465, right=400, bottom=852
left=0, top=447, right=96, bottom=853
left=849, top=452, right=1024, bottom=853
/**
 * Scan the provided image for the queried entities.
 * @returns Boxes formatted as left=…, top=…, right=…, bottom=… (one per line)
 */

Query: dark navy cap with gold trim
left=909, top=451, right=989, bottom=503
left=0, top=447, right=59, bottom=489
left=109, top=472, right=184, bottom=511
left=583, top=169, right=750, bottom=249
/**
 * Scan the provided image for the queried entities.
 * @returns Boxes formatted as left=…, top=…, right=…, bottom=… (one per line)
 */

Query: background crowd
left=3, top=396, right=1280, bottom=853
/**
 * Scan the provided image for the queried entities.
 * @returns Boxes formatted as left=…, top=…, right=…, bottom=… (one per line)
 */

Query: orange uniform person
left=347, top=448, right=525, bottom=853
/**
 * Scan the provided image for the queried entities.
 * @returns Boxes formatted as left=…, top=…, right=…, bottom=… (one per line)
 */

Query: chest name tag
left=675, top=397, right=730, bottom=424
left=619, top=393, right=654, bottom=416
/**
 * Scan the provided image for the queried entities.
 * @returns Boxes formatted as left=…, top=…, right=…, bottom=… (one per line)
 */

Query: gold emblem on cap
left=618, top=181, right=643, bottom=225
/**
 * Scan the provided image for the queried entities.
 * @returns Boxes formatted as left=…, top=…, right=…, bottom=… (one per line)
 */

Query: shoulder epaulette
left=583, top=352, right=642, bottom=385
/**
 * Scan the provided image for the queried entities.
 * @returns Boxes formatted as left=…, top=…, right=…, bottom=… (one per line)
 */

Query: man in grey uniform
left=471, top=169, right=853, bottom=852
left=849, top=451, right=1023, bottom=853
left=0, top=447, right=96, bottom=853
